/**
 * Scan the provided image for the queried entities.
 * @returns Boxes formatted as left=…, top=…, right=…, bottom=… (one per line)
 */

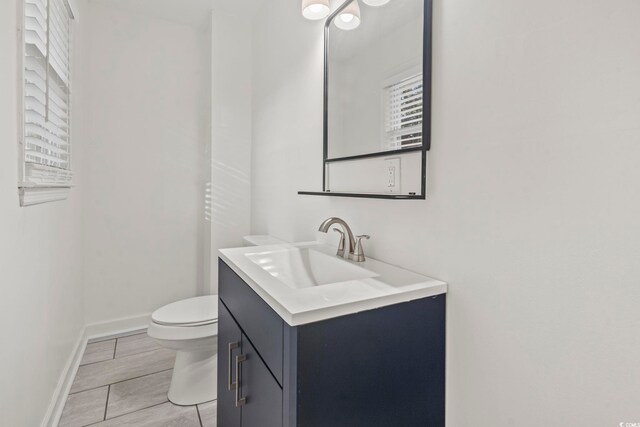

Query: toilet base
left=168, top=349, right=217, bottom=406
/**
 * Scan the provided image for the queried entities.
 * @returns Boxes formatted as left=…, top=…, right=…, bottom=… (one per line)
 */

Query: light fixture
left=335, top=0, right=361, bottom=30
left=302, top=0, right=331, bottom=20
left=362, top=0, right=390, bottom=6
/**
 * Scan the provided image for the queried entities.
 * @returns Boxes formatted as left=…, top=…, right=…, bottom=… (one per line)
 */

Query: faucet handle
left=333, top=228, right=346, bottom=257
left=351, top=235, right=370, bottom=262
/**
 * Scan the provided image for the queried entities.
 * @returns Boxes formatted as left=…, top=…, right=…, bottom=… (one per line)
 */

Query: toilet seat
left=147, top=295, right=219, bottom=405
left=152, top=295, right=218, bottom=327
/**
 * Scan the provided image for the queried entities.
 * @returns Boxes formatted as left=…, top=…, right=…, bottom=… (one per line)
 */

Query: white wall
left=1, top=1, right=245, bottom=424
left=81, top=3, right=212, bottom=324
left=251, top=0, right=640, bottom=425
left=209, top=11, right=252, bottom=294
left=327, top=150, right=422, bottom=194
left=0, top=0, right=86, bottom=425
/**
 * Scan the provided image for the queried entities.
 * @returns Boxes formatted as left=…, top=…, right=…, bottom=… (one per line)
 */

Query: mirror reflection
left=327, top=0, right=424, bottom=159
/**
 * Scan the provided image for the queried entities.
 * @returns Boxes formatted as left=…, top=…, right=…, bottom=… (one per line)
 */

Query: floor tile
left=70, top=348, right=176, bottom=394
left=58, top=386, right=109, bottom=427
left=81, top=340, right=116, bottom=366
left=91, top=402, right=200, bottom=427
left=106, top=370, right=172, bottom=419
left=197, top=400, right=217, bottom=427
left=115, top=333, right=163, bottom=358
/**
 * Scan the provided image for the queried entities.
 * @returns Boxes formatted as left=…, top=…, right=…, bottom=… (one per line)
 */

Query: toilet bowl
left=147, top=295, right=218, bottom=406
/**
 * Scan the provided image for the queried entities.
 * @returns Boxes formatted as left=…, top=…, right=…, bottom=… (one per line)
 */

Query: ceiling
left=91, top=0, right=267, bottom=28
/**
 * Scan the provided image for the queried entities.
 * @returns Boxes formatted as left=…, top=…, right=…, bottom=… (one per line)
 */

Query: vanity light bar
left=302, top=0, right=331, bottom=20
left=362, top=0, right=390, bottom=5
left=334, top=0, right=361, bottom=31
left=302, top=0, right=391, bottom=28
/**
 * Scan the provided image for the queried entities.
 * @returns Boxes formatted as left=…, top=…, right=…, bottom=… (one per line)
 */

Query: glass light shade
left=335, top=0, right=361, bottom=30
left=302, top=0, right=331, bottom=20
left=362, top=0, right=391, bottom=6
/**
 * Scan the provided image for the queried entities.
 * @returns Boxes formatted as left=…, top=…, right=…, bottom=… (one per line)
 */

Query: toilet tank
left=242, top=235, right=286, bottom=247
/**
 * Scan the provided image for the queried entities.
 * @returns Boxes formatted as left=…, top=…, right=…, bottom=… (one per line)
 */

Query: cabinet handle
left=228, top=342, right=240, bottom=391
left=235, top=354, right=247, bottom=407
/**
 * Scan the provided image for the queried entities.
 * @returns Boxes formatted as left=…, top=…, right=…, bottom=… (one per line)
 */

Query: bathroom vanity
left=217, top=243, right=446, bottom=427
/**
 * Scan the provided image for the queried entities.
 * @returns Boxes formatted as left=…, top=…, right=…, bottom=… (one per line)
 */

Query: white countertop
left=219, top=242, right=447, bottom=326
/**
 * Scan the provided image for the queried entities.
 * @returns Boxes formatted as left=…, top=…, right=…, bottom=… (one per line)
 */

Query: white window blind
left=384, top=72, right=423, bottom=150
left=21, top=0, right=73, bottom=191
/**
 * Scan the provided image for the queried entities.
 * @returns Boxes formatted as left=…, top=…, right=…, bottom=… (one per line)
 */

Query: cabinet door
left=217, top=301, right=242, bottom=427
left=240, top=334, right=283, bottom=427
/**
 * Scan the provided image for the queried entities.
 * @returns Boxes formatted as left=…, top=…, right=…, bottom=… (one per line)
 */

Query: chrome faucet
left=318, top=217, right=369, bottom=262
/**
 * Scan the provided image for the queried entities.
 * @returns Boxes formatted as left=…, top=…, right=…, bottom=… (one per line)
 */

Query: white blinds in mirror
left=384, top=72, right=423, bottom=150
left=22, top=0, right=73, bottom=186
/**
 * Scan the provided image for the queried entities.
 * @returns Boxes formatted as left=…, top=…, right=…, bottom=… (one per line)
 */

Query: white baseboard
left=40, top=327, right=87, bottom=427
left=40, top=313, right=152, bottom=427
left=85, top=313, right=151, bottom=342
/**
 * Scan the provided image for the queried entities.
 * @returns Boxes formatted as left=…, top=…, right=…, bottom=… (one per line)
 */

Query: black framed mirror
left=299, top=0, right=432, bottom=199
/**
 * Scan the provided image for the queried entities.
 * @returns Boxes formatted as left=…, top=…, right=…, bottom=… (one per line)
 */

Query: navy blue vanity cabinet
left=217, top=302, right=242, bottom=427
left=240, top=334, right=283, bottom=427
left=218, top=259, right=446, bottom=427
left=218, top=301, right=283, bottom=427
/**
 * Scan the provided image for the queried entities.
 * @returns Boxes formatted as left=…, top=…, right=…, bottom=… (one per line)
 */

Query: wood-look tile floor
left=58, top=332, right=217, bottom=427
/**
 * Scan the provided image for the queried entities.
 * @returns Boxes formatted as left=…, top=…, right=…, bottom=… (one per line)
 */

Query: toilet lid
left=152, top=295, right=218, bottom=326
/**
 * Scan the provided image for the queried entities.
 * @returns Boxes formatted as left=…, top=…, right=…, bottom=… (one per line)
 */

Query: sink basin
left=246, top=247, right=378, bottom=289
left=221, top=242, right=447, bottom=325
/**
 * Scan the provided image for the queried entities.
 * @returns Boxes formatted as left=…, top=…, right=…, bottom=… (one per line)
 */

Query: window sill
left=19, top=187, right=71, bottom=207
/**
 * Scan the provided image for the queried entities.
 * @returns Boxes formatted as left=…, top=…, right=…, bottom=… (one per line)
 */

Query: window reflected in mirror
left=327, top=0, right=424, bottom=160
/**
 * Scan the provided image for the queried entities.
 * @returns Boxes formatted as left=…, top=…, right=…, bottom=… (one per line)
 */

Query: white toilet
left=147, top=295, right=218, bottom=406
left=147, top=236, right=283, bottom=406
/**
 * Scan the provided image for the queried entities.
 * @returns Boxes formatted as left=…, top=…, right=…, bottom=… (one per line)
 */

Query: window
left=384, top=72, right=423, bottom=151
left=19, top=0, right=74, bottom=206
